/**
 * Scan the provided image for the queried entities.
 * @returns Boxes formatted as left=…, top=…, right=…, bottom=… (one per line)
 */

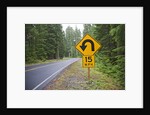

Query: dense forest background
left=25, top=24, right=81, bottom=62
left=25, top=24, right=125, bottom=87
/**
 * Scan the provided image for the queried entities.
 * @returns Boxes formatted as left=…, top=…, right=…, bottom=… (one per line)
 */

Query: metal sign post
left=88, top=67, right=90, bottom=80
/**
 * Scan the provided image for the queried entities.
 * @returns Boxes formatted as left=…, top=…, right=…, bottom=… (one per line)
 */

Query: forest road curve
left=25, top=58, right=80, bottom=90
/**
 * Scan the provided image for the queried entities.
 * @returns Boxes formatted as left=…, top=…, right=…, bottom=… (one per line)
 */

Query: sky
left=62, top=24, right=84, bottom=36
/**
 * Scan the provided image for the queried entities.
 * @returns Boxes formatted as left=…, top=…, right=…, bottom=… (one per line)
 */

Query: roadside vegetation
left=85, top=24, right=125, bottom=88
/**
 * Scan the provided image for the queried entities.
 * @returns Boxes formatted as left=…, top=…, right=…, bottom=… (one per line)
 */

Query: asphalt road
left=25, top=58, right=80, bottom=90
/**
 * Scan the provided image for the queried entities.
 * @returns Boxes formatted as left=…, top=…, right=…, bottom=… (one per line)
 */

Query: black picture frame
left=1, top=0, right=148, bottom=113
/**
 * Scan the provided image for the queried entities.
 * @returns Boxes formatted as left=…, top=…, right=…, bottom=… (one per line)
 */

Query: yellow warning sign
left=76, top=34, right=102, bottom=56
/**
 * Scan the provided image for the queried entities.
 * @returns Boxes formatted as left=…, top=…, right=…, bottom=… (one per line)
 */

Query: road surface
left=25, top=58, right=80, bottom=90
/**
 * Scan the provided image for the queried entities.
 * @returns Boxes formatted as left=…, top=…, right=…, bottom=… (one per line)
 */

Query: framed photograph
left=2, top=0, right=146, bottom=110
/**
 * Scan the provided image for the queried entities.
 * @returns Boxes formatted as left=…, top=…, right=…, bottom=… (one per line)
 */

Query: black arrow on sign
left=80, top=39, right=94, bottom=51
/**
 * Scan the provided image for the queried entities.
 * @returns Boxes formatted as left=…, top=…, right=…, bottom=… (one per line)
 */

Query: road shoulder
left=44, top=60, right=124, bottom=90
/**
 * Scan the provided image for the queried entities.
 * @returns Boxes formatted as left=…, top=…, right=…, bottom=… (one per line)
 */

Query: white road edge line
left=32, top=59, right=78, bottom=90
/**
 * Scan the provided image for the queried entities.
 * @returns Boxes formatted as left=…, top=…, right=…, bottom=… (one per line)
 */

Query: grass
left=44, top=59, right=125, bottom=90
left=25, top=57, right=71, bottom=66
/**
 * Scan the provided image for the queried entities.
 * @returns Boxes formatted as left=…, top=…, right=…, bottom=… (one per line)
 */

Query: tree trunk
left=56, top=46, right=60, bottom=59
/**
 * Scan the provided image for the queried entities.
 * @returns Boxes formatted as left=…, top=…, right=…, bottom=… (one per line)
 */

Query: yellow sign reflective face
left=76, top=34, right=102, bottom=56
left=82, top=55, right=95, bottom=68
